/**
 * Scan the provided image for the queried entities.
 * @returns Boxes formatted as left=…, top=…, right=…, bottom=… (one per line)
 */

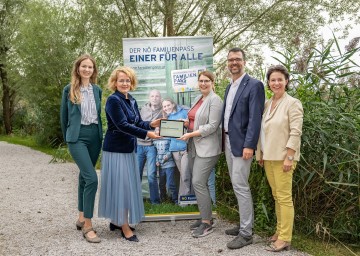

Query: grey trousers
left=189, top=140, right=220, bottom=221
left=225, top=135, right=254, bottom=237
left=172, top=150, right=193, bottom=197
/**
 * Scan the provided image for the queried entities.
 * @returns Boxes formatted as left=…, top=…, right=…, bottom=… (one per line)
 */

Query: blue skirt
left=98, top=151, right=145, bottom=225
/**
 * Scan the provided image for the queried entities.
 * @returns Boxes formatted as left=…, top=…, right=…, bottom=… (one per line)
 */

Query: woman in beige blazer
left=256, top=65, right=303, bottom=252
left=179, top=71, right=223, bottom=238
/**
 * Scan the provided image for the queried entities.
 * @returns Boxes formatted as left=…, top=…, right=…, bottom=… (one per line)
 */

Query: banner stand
left=123, top=36, right=214, bottom=221
left=144, top=212, right=217, bottom=223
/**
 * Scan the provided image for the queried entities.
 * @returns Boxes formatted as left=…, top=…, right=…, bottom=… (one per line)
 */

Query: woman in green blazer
left=60, top=54, right=103, bottom=243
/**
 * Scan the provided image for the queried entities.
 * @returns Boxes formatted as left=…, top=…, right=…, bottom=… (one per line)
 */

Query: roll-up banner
left=123, top=37, right=215, bottom=220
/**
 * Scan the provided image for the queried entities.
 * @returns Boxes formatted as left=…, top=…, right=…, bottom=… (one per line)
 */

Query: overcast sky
left=264, top=18, right=360, bottom=65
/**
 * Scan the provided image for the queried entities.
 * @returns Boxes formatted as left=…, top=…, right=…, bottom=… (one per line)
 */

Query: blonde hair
left=70, top=54, right=98, bottom=104
left=108, top=66, right=137, bottom=91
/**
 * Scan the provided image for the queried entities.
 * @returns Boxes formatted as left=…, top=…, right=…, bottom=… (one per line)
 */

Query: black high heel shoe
left=109, top=223, right=136, bottom=231
left=121, top=230, right=139, bottom=242
left=109, top=223, right=121, bottom=231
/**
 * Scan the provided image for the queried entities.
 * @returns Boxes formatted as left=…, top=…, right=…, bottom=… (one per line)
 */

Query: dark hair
left=198, top=70, right=215, bottom=82
left=266, top=65, right=290, bottom=90
left=228, top=47, right=246, bottom=61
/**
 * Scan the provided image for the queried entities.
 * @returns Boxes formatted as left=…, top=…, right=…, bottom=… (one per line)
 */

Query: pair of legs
left=68, top=124, right=101, bottom=239
left=189, top=149, right=219, bottom=224
left=173, top=150, right=216, bottom=204
left=225, top=135, right=253, bottom=238
left=159, top=167, right=178, bottom=203
left=137, top=145, right=160, bottom=204
left=172, top=150, right=192, bottom=198
left=264, top=160, right=296, bottom=247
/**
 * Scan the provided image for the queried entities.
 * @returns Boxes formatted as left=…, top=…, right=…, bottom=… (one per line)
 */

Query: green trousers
left=68, top=124, right=102, bottom=218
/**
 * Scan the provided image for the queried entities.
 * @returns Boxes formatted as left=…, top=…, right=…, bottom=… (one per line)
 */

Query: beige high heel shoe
left=82, top=227, right=101, bottom=243
left=76, top=220, right=85, bottom=230
left=265, top=241, right=291, bottom=252
left=267, top=234, right=278, bottom=243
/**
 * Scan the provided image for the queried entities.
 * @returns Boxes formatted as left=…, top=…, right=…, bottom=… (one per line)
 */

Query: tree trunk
left=166, top=13, right=174, bottom=36
left=164, top=0, right=175, bottom=36
left=0, top=62, right=12, bottom=134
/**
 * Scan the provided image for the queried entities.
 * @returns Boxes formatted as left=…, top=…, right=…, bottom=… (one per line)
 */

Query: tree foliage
left=88, top=0, right=360, bottom=58
left=2, top=0, right=360, bottom=137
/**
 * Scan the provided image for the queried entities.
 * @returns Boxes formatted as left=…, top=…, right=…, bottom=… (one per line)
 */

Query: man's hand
left=242, top=148, right=254, bottom=160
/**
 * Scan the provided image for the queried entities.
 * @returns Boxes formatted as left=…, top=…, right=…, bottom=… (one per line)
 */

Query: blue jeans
left=137, top=145, right=160, bottom=204
left=208, top=168, right=216, bottom=206
left=159, top=167, right=178, bottom=203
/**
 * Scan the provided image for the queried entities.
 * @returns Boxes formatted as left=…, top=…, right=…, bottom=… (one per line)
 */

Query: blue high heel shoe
left=109, top=223, right=135, bottom=231
left=121, top=230, right=139, bottom=242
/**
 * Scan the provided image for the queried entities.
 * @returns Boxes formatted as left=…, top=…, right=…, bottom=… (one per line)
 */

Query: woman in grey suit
left=179, top=71, right=223, bottom=238
left=60, top=54, right=103, bottom=243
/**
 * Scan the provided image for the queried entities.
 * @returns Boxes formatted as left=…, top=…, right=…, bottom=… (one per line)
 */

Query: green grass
left=144, top=200, right=201, bottom=214
left=0, top=134, right=56, bottom=156
left=291, top=233, right=360, bottom=256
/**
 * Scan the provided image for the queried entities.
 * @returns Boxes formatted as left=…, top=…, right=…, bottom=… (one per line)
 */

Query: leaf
left=322, top=153, right=327, bottom=175
left=303, top=171, right=316, bottom=190
left=329, top=144, right=358, bottom=156
left=332, top=31, right=342, bottom=56
left=261, top=202, right=269, bottom=221
left=325, top=181, right=358, bottom=187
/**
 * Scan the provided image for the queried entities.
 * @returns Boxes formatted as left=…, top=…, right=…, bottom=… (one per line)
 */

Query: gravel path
left=0, top=141, right=309, bottom=256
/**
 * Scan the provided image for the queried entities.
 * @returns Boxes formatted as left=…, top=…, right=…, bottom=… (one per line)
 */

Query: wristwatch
left=287, top=156, right=294, bottom=161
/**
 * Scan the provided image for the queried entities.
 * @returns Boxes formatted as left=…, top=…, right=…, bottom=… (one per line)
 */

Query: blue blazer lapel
left=230, top=74, right=249, bottom=116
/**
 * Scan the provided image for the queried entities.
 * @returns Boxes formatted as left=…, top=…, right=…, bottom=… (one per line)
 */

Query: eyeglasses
left=227, top=58, right=243, bottom=63
left=198, top=79, right=211, bottom=84
left=118, top=79, right=131, bottom=84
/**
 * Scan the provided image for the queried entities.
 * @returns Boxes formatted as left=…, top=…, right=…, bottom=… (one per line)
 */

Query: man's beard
left=229, top=66, right=242, bottom=75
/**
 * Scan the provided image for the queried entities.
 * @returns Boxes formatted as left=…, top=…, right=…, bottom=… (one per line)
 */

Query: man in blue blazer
left=222, top=48, right=265, bottom=249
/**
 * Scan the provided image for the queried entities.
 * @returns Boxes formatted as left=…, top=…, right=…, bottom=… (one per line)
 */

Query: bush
left=288, top=39, right=360, bottom=243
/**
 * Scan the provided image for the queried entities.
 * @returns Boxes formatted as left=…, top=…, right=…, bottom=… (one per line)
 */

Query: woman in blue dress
left=98, top=66, right=161, bottom=242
